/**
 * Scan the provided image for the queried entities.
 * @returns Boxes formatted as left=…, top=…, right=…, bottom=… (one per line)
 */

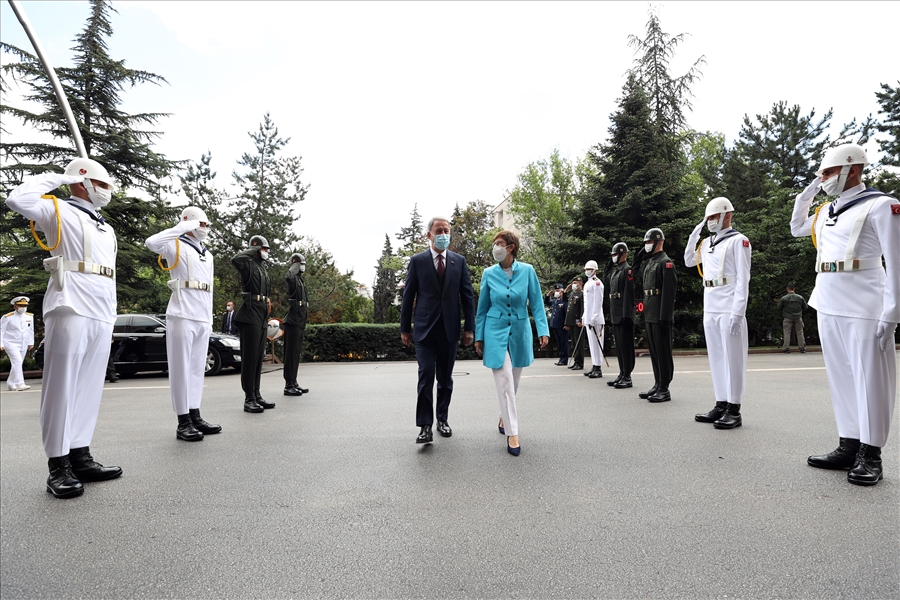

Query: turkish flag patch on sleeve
left=891, top=204, right=900, bottom=215
left=743, top=240, right=750, bottom=247
left=665, top=262, right=674, bottom=269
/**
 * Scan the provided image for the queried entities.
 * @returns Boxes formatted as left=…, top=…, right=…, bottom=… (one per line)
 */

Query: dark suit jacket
left=221, top=310, right=237, bottom=334
left=400, top=249, right=475, bottom=344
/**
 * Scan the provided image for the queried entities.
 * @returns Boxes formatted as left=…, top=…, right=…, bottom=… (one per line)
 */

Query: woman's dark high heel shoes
left=507, top=436, right=520, bottom=456
left=498, top=419, right=505, bottom=435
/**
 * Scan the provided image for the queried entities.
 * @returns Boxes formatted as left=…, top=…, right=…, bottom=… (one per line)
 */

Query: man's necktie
left=437, top=254, right=445, bottom=281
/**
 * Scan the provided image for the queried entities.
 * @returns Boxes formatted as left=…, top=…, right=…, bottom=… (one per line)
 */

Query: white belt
left=44, top=257, right=115, bottom=278
left=704, top=277, right=732, bottom=287
left=816, top=258, right=883, bottom=273
left=170, top=279, right=211, bottom=291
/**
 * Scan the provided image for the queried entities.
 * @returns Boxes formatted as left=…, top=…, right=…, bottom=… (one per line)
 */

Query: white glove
left=177, top=219, right=201, bottom=232
left=729, top=315, right=742, bottom=336
left=875, top=321, right=897, bottom=352
left=693, top=218, right=706, bottom=234
left=35, top=172, right=85, bottom=188
left=798, top=176, right=822, bottom=203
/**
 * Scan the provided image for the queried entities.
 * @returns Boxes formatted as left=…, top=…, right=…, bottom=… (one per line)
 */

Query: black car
left=35, top=313, right=241, bottom=376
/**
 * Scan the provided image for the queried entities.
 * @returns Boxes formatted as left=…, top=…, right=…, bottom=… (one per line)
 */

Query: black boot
left=244, top=396, right=264, bottom=413
left=807, top=437, right=861, bottom=470
left=614, top=376, right=633, bottom=389
left=607, top=374, right=623, bottom=387
left=639, top=384, right=659, bottom=399
left=68, top=446, right=122, bottom=481
left=294, top=382, right=309, bottom=393
left=713, top=403, right=742, bottom=429
left=847, top=444, right=883, bottom=486
left=255, top=392, right=275, bottom=409
left=570, top=363, right=583, bottom=371
left=648, top=387, right=671, bottom=402
left=189, top=408, right=221, bottom=434
left=284, top=384, right=303, bottom=396
left=46, top=456, right=84, bottom=499
left=176, top=413, right=204, bottom=441
left=695, top=401, right=728, bottom=423
left=587, top=366, right=603, bottom=379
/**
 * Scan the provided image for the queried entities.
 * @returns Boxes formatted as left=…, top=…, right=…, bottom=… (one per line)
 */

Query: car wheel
left=205, top=347, right=222, bottom=376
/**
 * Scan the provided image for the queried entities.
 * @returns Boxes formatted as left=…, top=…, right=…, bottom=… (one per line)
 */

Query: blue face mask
left=433, top=233, right=450, bottom=251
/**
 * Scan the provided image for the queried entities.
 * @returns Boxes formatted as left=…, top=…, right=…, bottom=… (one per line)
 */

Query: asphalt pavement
left=1, top=353, right=898, bottom=599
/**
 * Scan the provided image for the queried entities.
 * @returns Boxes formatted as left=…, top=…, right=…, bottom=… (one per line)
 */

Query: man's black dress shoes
left=607, top=374, right=622, bottom=387
left=255, top=393, right=275, bottom=409
left=554, top=360, right=567, bottom=366
left=416, top=425, right=433, bottom=444
left=614, top=377, right=633, bottom=389
left=647, top=388, right=671, bottom=403
left=436, top=421, right=452, bottom=437
left=244, top=397, right=264, bottom=413
left=639, top=384, right=659, bottom=399
left=284, top=386, right=303, bottom=396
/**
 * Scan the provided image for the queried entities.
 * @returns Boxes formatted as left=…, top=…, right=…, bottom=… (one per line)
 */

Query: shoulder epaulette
left=26, top=312, right=34, bottom=316
left=3, top=312, right=13, bottom=317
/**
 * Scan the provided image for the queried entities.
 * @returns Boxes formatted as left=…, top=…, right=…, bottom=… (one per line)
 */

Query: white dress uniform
left=791, top=183, right=900, bottom=448
left=684, top=226, right=752, bottom=405
left=582, top=274, right=606, bottom=369
left=1, top=308, right=35, bottom=390
left=145, top=222, right=214, bottom=416
left=6, top=174, right=117, bottom=459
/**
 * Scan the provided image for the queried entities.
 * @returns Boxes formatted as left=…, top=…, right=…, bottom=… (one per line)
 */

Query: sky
left=2, top=1, right=898, bottom=287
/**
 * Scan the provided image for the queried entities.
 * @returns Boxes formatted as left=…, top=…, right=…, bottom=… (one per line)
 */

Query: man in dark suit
left=221, top=301, right=237, bottom=335
left=400, top=216, right=476, bottom=444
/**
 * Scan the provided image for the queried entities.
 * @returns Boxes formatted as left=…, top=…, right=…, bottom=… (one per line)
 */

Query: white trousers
left=703, top=312, right=748, bottom=404
left=165, top=316, right=210, bottom=415
left=492, top=351, right=523, bottom=437
left=6, top=345, right=25, bottom=389
left=40, top=308, right=112, bottom=458
left=818, top=313, right=897, bottom=447
left=586, top=326, right=604, bottom=368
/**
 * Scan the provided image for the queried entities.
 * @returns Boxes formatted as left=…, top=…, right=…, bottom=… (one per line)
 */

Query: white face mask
left=572, top=284, right=580, bottom=291
left=226, top=305, right=233, bottom=312
left=16, top=306, right=26, bottom=314
left=83, top=179, right=112, bottom=208
left=492, top=244, right=508, bottom=262
left=584, top=269, right=594, bottom=278
left=194, top=226, right=210, bottom=242
left=554, top=291, right=561, bottom=298
left=299, top=264, right=306, bottom=273
left=821, top=171, right=846, bottom=196
left=707, top=217, right=721, bottom=233
left=259, top=250, right=269, bottom=261
left=644, top=242, right=655, bottom=253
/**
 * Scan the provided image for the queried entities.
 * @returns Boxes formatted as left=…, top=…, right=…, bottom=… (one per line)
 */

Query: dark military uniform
left=232, top=248, right=271, bottom=403
left=283, top=262, right=309, bottom=391
left=606, top=261, right=635, bottom=383
left=639, top=251, right=677, bottom=399
left=546, top=292, right=568, bottom=363
left=564, top=286, right=584, bottom=368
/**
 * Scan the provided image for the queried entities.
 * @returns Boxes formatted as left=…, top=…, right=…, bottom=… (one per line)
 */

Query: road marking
left=523, top=366, right=827, bottom=379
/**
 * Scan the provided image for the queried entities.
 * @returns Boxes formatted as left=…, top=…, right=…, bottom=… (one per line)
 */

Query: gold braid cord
left=695, top=238, right=705, bottom=278
left=30, top=195, right=62, bottom=251
left=157, top=238, right=180, bottom=271
left=810, top=203, right=827, bottom=249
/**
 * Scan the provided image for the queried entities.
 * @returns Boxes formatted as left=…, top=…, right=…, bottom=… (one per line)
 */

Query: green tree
left=1, top=0, right=178, bottom=315
left=872, top=81, right=900, bottom=196
left=372, top=234, right=400, bottom=323
left=448, top=199, right=497, bottom=290
left=299, top=239, right=371, bottom=324
left=626, top=6, right=705, bottom=139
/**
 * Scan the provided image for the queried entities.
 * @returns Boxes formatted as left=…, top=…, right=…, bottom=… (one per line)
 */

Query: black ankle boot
left=68, top=446, right=122, bottom=481
left=607, top=374, right=622, bottom=387
left=294, top=382, right=309, bottom=393
left=588, top=366, right=603, bottom=379
left=176, top=413, right=203, bottom=441
left=244, top=396, right=264, bottom=413
left=713, top=403, right=742, bottom=429
left=189, top=408, right=221, bottom=434
left=47, top=456, right=84, bottom=499
left=848, top=444, right=883, bottom=486
left=255, top=392, right=275, bottom=409
left=696, top=401, right=728, bottom=423
left=807, top=437, right=861, bottom=470
left=639, top=384, right=659, bottom=399
left=614, top=376, right=633, bottom=389
left=284, top=384, right=303, bottom=396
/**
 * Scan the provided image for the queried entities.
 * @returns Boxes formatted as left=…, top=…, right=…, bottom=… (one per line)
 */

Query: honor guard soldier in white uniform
left=1, top=296, right=35, bottom=391
left=685, top=197, right=752, bottom=429
left=6, top=159, right=123, bottom=499
left=791, top=143, right=899, bottom=486
left=282, top=252, right=310, bottom=397
left=145, top=207, right=222, bottom=441
left=581, top=260, right=605, bottom=379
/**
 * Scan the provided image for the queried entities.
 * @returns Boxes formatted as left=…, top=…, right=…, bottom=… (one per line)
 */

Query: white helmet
left=181, top=206, right=209, bottom=224
left=64, top=157, right=114, bottom=188
left=816, top=143, right=870, bottom=176
left=584, top=260, right=599, bottom=271
left=704, top=197, right=734, bottom=217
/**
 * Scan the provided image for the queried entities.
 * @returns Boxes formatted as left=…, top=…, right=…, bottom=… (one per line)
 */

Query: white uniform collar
left=68, top=196, right=97, bottom=213
left=834, top=183, right=866, bottom=211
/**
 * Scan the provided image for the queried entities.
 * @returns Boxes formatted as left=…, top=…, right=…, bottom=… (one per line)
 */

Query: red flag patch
left=627, top=269, right=633, bottom=281
left=742, top=240, right=750, bottom=247
left=891, top=204, right=900, bottom=215
left=665, top=262, right=674, bottom=269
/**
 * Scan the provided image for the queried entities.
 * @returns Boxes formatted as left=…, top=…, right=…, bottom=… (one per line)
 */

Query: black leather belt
left=609, top=293, right=622, bottom=299
left=644, top=289, right=661, bottom=296
left=245, top=294, right=269, bottom=302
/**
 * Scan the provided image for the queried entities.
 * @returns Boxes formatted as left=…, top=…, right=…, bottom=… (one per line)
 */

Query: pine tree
left=1, top=0, right=179, bottom=314
left=372, top=234, right=399, bottom=323
left=872, top=82, right=900, bottom=196
left=448, top=199, right=497, bottom=290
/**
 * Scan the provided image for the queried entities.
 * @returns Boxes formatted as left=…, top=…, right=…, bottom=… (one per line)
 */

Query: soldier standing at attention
left=564, top=277, right=585, bottom=371
left=145, top=206, right=222, bottom=441
left=582, top=260, right=605, bottom=379
left=233, top=235, right=275, bottom=414
left=637, top=228, right=677, bottom=403
left=777, top=284, right=807, bottom=353
left=1, top=296, right=35, bottom=391
left=791, top=143, right=899, bottom=487
left=685, top=197, right=752, bottom=429
left=546, top=284, right=569, bottom=366
left=605, top=243, right=635, bottom=389
left=283, top=252, right=310, bottom=397
left=6, top=161, right=122, bottom=499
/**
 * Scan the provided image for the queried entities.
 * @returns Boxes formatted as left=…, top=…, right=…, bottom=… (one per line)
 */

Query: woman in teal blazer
left=475, top=230, right=549, bottom=456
